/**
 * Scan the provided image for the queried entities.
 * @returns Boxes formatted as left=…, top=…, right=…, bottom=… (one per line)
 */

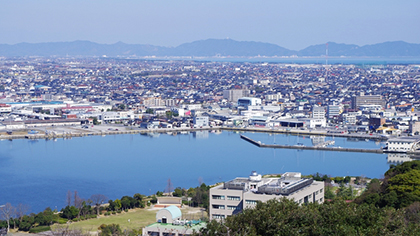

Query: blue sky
left=1, top=0, right=419, bottom=50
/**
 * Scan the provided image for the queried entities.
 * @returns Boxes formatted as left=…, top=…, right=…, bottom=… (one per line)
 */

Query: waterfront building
left=193, top=116, right=209, bottom=128
left=385, top=136, right=420, bottom=152
left=301, top=118, right=326, bottom=128
left=209, top=171, right=324, bottom=220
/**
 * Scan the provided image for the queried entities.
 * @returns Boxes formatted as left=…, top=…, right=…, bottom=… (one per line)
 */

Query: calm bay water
left=0, top=131, right=391, bottom=213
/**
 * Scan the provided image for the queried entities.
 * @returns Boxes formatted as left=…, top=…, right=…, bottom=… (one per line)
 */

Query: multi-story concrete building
left=327, top=105, right=341, bottom=119
left=385, top=136, right=420, bottom=152
left=223, top=89, right=250, bottom=103
left=351, top=95, right=386, bottom=110
left=312, top=105, right=325, bottom=119
left=193, top=116, right=209, bottom=128
left=237, top=97, right=262, bottom=108
left=209, top=171, right=324, bottom=220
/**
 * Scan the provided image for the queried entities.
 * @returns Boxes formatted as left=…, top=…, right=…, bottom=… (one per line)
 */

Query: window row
left=212, top=195, right=225, bottom=200
left=245, top=200, right=257, bottom=205
left=212, top=214, right=225, bottom=219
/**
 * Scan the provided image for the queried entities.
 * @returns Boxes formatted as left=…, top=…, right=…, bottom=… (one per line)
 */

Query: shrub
left=112, top=211, right=116, bottom=215
left=58, top=218, right=68, bottom=224
left=117, top=210, right=122, bottom=214
left=29, top=226, right=51, bottom=233
left=124, top=209, right=128, bottom=212
left=98, top=224, right=122, bottom=236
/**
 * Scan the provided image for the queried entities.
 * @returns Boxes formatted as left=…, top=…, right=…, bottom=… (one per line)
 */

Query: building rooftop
left=220, top=171, right=315, bottom=196
left=388, top=136, right=420, bottom=142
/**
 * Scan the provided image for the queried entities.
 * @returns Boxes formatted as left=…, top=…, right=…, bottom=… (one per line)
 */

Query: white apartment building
left=193, top=116, right=209, bottom=128
left=386, top=136, right=420, bottom=152
left=312, top=105, right=325, bottom=119
left=209, top=171, right=324, bottom=220
left=327, top=105, right=341, bottom=118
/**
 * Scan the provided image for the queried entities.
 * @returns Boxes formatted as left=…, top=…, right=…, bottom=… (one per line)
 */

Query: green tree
left=336, top=184, right=355, bottom=200
left=114, top=199, right=122, bottom=211
left=355, top=161, right=420, bottom=208
left=92, top=117, right=99, bottom=125
left=107, top=200, right=116, bottom=211
left=173, top=187, right=183, bottom=197
left=324, top=184, right=335, bottom=200
left=120, top=196, right=135, bottom=210
left=199, top=198, right=420, bottom=236
left=166, top=111, right=173, bottom=119
left=61, top=206, right=79, bottom=220
left=133, top=193, right=145, bottom=208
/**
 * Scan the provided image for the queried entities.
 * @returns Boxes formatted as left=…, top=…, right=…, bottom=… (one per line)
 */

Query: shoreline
left=0, top=125, right=390, bottom=141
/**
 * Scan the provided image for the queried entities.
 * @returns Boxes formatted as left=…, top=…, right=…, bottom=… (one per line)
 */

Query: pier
left=240, top=134, right=384, bottom=154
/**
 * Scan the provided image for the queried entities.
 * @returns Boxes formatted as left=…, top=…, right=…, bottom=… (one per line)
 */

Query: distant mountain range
left=1, top=39, right=419, bottom=57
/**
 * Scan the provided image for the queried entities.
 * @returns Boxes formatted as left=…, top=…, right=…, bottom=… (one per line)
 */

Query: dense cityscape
left=0, top=57, right=419, bottom=134
left=1, top=56, right=420, bottom=236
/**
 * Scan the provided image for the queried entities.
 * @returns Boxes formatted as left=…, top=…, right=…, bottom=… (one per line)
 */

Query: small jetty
left=240, top=135, right=384, bottom=154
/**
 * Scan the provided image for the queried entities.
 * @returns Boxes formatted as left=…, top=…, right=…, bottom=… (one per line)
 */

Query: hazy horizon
left=1, top=0, right=419, bottom=51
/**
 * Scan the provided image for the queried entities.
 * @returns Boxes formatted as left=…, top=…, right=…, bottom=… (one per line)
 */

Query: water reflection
left=193, top=131, right=209, bottom=139
left=387, top=153, right=420, bottom=164
left=310, top=136, right=325, bottom=146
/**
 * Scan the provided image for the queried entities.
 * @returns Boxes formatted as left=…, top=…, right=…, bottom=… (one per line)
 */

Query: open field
left=61, top=206, right=206, bottom=233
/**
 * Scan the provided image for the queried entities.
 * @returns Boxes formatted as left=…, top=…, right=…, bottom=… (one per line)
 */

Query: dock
left=240, top=134, right=384, bottom=154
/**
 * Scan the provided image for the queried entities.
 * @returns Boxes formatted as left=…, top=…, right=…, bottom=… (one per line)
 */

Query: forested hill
left=1, top=39, right=419, bottom=57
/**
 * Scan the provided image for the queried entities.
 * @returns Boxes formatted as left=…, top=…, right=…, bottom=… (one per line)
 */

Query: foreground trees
left=200, top=161, right=420, bottom=236
left=200, top=198, right=420, bottom=236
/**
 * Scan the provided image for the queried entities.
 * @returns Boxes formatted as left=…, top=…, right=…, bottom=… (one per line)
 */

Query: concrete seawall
left=0, top=127, right=217, bottom=140
left=0, top=125, right=387, bottom=142
left=240, top=134, right=385, bottom=154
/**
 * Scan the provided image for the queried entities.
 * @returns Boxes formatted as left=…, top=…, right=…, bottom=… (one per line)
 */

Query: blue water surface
left=0, top=131, right=390, bottom=213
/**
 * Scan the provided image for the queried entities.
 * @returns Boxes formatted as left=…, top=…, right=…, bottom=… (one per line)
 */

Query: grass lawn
left=60, top=206, right=206, bottom=233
